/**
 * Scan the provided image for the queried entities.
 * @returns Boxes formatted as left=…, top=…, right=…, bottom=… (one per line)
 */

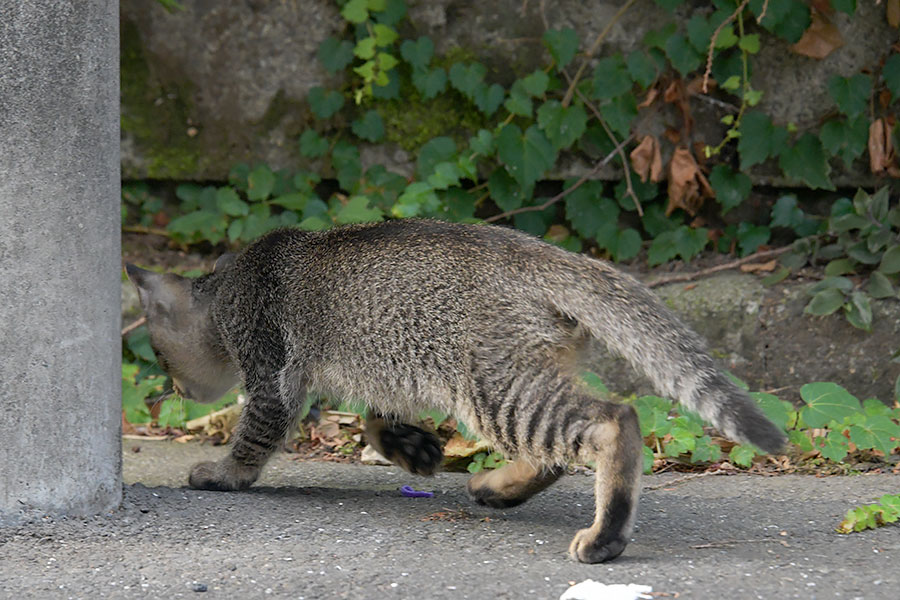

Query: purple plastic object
left=400, top=485, right=434, bottom=498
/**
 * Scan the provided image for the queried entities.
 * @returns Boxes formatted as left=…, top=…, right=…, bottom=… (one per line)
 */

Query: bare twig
left=484, top=133, right=633, bottom=223
left=575, top=88, right=643, bottom=216
left=755, top=0, right=769, bottom=23
left=561, top=0, right=640, bottom=107
left=691, top=538, right=788, bottom=549
left=646, top=246, right=792, bottom=289
left=121, top=316, right=147, bottom=337
left=122, top=225, right=171, bottom=237
left=643, top=468, right=735, bottom=491
left=702, top=0, right=750, bottom=94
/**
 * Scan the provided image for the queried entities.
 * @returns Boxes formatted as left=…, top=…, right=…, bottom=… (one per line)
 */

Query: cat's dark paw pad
left=379, top=424, right=443, bottom=476
left=567, top=528, right=627, bottom=563
left=188, top=459, right=257, bottom=491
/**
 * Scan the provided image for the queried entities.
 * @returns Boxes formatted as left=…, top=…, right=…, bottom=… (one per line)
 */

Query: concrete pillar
left=0, top=1, right=121, bottom=521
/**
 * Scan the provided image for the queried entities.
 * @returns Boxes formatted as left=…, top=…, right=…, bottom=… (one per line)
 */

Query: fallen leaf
left=638, top=87, right=659, bottom=108
left=546, top=224, right=570, bottom=242
left=664, top=79, right=693, bottom=134
left=868, top=118, right=900, bottom=176
left=443, top=432, right=492, bottom=458
left=630, top=135, right=663, bottom=182
left=666, top=147, right=713, bottom=216
left=890, top=0, right=900, bottom=28
left=740, top=259, right=777, bottom=273
left=790, top=11, right=844, bottom=59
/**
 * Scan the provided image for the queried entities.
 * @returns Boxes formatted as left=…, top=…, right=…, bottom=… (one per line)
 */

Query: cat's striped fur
left=127, top=219, right=785, bottom=563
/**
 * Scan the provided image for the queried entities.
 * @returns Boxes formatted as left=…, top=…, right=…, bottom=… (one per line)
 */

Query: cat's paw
left=188, top=458, right=259, bottom=491
left=567, top=527, right=627, bottom=563
left=379, top=424, right=443, bottom=476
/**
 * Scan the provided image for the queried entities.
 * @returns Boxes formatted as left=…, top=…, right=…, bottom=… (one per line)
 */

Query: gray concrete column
left=0, top=1, right=121, bottom=521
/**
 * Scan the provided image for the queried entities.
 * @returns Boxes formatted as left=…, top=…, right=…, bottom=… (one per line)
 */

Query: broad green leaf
left=844, top=290, right=872, bottom=331
left=354, top=37, right=376, bottom=60
left=665, top=32, right=702, bottom=76
left=503, top=88, right=532, bottom=117
left=799, top=382, right=860, bottom=428
left=831, top=0, right=856, bottom=14
left=247, top=166, right=275, bottom=201
left=496, top=124, right=557, bottom=189
left=820, top=116, right=869, bottom=168
left=848, top=416, right=900, bottom=454
left=778, top=133, right=834, bottom=191
left=739, top=34, right=761, bottom=54
left=400, top=36, right=434, bottom=71
left=827, top=74, right=872, bottom=120
left=473, top=83, right=504, bottom=117
left=751, top=392, right=792, bottom=432
left=448, top=62, right=486, bottom=98
left=736, top=223, right=770, bottom=256
left=299, top=130, right=329, bottom=158
left=729, top=444, right=758, bottom=468
left=654, top=0, right=685, bottom=13
left=426, top=161, right=462, bottom=190
left=600, top=93, right=637, bottom=138
left=351, top=110, right=385, bottom=142
left=332, top=142, right=362, bottom=191
left=469, top=129, right=494, bottom=156
left=411, top=67, right=447, bottom=100
left=817, top=432, right=849, bottom=463
left=416, top=136, right=456, bottom=180
left=809, top=276, right=854, bottom=294
left=709, top=165, right=751, bottom=213
left=215, top=186, right=248, bottom=216
left=270, top=193, right=308, bottom=211
left=686, top=14, right=714, bottom=54
left=372, top=23, right=398, bottom=46
left=543, top=28, right=579, bottom=69
left=868, top=271, right=896, bottom=298
left=488, top=167, right=526, bottom=212
left=879, top=244, right=900, bottom=274
left=643, top=445, right=655, bottom=474
left=751, top=0, right=810, bottom=43
left=308, top=86, right=345, bottom=119
left=536, top=100, right=588, bottom=151
left=824, top=258, right=855, bottom=277
left=563, top=181, right=608, bottom=239
left=690, top=436, right=722, bottom=464
left=521, top=70, right=549, bottom=97
left=318, top=37, right=354, bottom=73
left=609, top=228, right=642, bottom=262
left=738, top=111, right=788, bottom=170
left=335, top=196, right=383, bottom=224
left=341, top=0, right=368, bottom=23
left=883, top=53, right=900, bottom=100
left=804, top=288, right=845, bottom=316
left=626, top=50, right=658, bottom=88
left=592, top=55, right=632, bottom=99
left=789, top=429, right=814, bottom=452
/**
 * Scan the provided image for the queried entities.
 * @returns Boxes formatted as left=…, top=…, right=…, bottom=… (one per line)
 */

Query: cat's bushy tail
left=540, top=255, right=786, bottom=453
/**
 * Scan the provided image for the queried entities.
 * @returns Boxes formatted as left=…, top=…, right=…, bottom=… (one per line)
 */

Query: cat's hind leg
left=467, top=460, right=564, bottom=508
left=365, top=413, right=444, bottom=476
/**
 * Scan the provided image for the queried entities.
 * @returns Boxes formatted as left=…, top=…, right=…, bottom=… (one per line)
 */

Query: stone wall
left=121, top=0, right=895, bottom=185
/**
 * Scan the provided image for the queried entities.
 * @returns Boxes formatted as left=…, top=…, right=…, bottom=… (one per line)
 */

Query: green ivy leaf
left=536, top=100, right=588, bottom=151
left=799, top=382, right=861, bottom=428
left=335, top=196, right=384, bottom=224
left=654, top=0, right=685, bottom=12
left=592, top=55, right=632, bottom=99
left=411, top=67, right=447, bottom=100
left=473, top=83, right=505, bottom=117
left=738, top=34, right=761, bottom=54
left=542, top=28, right=579, bottom=69
left=426, top=161, right=462, bottom=190
left=738, top=111, right=788, bottom=170
left=215, top=187, right=248, bottom=216
left=488, top=168, right=527, bottom=212
left=300, top=130, right=329, bottom=158
left=626, top=50, right=658, bottom=88
left=469, top=129, right=495, bottom=156
left=729, top=445, right=759, bottom=468
left=270, top=193, right=309, bottom=212
left=634, top=395, right=672, bottom=437
left=778, top=133, right=834, bottom=191
left=690, top=435, right=722, bottom=464
left=372, top=23, right=398, bottom=46
left=393, top=182, right=440, bottom=218
left=648, top=226, right=707, bottom=265
left=820, top=116, right=869, bottom=168
left=247, top=165, right=275, bottom=201
left=351, top=110, right=385, bottom=142
left=600, top=93, right=637, bottom=138
left=609, top=228, right=642, bottom=262
left=564, top=183, right=614, bottom=240
left=686, top=14, right=714, bottom=54
left=332, top=142, right=362, bottom=192
left=817, top=432, right=849, bottom=463
left=849, top=416, right=900, bottom=454
left=665, top=32, right=702, bottom=76
left=354, top=37, right=376, bottom=60
left=827, top=74, right=872, bottom=120
left=318, top=37, right=354, bottom=74
left=736, top=223, right=770, bottom=256
left=751, top=0, right=810, bottom=43
left=521, top=70, right=549, bottom=97
left=844, top=290, right=872, bottom=331
left=372, top=0, right=406, bottom=25
left=448, top=62, right=486, bottom=99
left=400, top=36, right=434, bottom=71
left=417, top=137, right=456, bottom=180
left=308, top=86, right=345, bottom=119
left=882, top=53, right=900, bottom=100
left=751, top=392, right=792, bottom=431
left=831, top=0, right=856, bottom=15
left=709, top=165, right=751, bottom=213
left=341, top=0, right=369, bottom=23
left=496, top=124, right=557, bottom=189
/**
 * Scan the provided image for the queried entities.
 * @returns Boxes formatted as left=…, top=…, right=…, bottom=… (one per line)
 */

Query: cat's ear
left=125, top=264, right=187, bottom=318
left=214, top=253, right=236, bottom=273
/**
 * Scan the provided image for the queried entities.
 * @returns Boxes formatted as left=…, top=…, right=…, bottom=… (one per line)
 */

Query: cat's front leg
left=189, top=377, right=300, bottom=491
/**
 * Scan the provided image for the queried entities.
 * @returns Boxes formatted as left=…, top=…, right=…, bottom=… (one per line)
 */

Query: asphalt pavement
left=0, top=440, right=898, bottom=599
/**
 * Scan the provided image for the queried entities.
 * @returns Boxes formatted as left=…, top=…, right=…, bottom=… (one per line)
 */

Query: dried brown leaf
left=868, top=118, right=895, bottom=175
left=790, top=11, right=844, bottom=59
left=889, top=0, right=900, bottom=28
left=638, top=87, right=659, bottom=109
left=740, top=259, right=777, bottom=273
left=630, top=135, right=663, bottom=183
left=666, top=147, right=712, bottom=216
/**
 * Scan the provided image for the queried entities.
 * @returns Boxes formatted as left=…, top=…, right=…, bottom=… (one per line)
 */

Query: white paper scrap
left=559, top=579, right=653, bottom=600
